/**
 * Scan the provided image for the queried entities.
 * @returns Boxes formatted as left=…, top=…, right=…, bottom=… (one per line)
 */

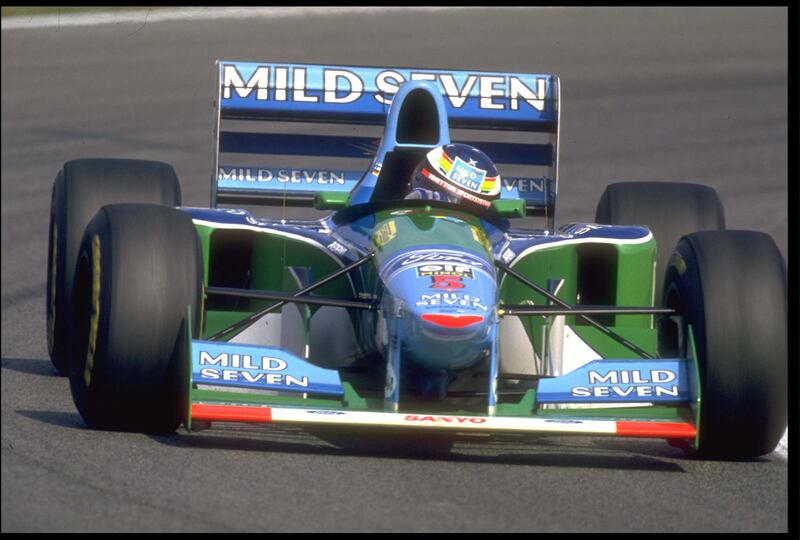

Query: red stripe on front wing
left=616, top=421, right=696, bottom=439
left=191, top=404, right=272, bottom=423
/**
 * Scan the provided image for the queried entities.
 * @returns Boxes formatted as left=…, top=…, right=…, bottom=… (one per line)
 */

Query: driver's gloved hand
left=405, top=188, right=444, bottom=201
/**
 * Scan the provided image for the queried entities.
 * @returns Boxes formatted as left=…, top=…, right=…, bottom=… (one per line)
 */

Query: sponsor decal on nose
left=420, top=313, right=484, bottom=328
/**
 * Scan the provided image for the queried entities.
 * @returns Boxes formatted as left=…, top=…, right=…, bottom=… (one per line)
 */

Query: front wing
left=184, top=311, right=702, bottom=444
left=191, top=404, right=697, bottom=439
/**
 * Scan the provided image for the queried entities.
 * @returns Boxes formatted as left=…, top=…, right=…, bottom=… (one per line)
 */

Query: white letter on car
left=324, top=70, right=364, bottom=104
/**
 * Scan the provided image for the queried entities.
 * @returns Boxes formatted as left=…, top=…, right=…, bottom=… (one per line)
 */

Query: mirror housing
left=314, top=191, right=350, bottom=211
left=491, top=199, right=526, bottom=218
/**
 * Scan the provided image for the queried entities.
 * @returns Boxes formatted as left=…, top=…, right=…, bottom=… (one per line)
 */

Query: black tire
left=595, top=182, right=725, bottom=303
left=47, top=159, right=181, bottom=375
left=68, top=204, right=202, bottom=433
left=663, top=231, right=787, bottom=459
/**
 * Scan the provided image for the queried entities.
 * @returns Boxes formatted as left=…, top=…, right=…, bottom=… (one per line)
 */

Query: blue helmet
left=409, top=143, right=501, bottom=209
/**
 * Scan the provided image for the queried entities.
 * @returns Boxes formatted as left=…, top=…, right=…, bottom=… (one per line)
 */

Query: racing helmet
left=409, top=143, right=501, bottom=209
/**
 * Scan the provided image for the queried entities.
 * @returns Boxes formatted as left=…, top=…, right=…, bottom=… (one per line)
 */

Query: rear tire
left=47, top=159, right=181, bottom=374
left=595, top=182, right=725, bottom=302
left=68, top=204, right=202, bottom=433
left=663, top=231, right=787, bottom=459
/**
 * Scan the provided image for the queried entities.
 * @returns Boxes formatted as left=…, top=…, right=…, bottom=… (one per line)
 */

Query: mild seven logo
left=536, top=360, right=689, bottom=404
left=218, top=167, right=347, bottom=185
left=221, top=64, right=549, bottom=112
left=447, top=156, right=487, bottom=191
left=191, top=342, right=344, bottom=396
left=197, top=351, right=309, bottom=388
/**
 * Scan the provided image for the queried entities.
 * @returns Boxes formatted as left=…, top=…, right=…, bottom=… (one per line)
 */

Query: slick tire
left=595, top=182, right=725, bottom=303
left=47, top=159, right=181, bottom=375
left=663, top=231, right=787, bottom=459
left=68, top=204, right=202, bottom=433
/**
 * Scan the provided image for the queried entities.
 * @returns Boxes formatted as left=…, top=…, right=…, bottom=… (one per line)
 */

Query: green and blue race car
left=47, top=62, right=787, bottom=459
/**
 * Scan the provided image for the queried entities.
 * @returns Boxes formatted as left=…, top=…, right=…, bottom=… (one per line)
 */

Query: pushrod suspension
left=205, top=287, right=375, bottom=311
left=495, top=260, right=661, bottom=359
left=498, top=305, right=674, bottom=317
left=206, top=251, right=375, bottom=341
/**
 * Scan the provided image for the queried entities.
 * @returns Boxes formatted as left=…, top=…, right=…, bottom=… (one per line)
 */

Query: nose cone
left=404, top=287, right=494, bottom=371
left=379, top=247, right=496, bottom=372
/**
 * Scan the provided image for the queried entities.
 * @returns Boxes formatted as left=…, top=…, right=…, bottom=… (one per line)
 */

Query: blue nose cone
left=380, top=247, right=496, bottom=373
left=404, top=291, right=494, bottom=372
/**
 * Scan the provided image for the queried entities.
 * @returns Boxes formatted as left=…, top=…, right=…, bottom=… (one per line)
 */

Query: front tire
left=663, top=231, right=787, bottom=459
left=47, top=159, right=181, bottom=375
left=68, top=204, right=202, bottom=433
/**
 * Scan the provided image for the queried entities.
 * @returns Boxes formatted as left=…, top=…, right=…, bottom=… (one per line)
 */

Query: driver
left=405, top=143, right=501, bottom=210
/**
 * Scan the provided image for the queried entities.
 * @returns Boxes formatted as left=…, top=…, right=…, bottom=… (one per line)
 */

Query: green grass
left=1, top=7, right=163, bottom=18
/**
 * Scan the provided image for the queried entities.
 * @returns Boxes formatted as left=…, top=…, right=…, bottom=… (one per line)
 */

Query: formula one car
left=47, top=62, right=787, bottom=460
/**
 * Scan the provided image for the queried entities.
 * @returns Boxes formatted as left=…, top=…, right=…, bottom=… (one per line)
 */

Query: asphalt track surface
left=1, top=7, right=790, bottom=532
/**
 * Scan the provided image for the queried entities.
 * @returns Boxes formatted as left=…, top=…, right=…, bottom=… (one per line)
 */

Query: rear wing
left=212, top=61, right=561, bottom=225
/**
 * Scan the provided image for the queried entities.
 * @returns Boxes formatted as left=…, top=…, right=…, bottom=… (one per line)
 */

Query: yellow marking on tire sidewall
left=47, top=222, right=58, bottom=352
left=84, top=234, right=101, bottom=387
left=668, top=251, right=687, bottom=277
